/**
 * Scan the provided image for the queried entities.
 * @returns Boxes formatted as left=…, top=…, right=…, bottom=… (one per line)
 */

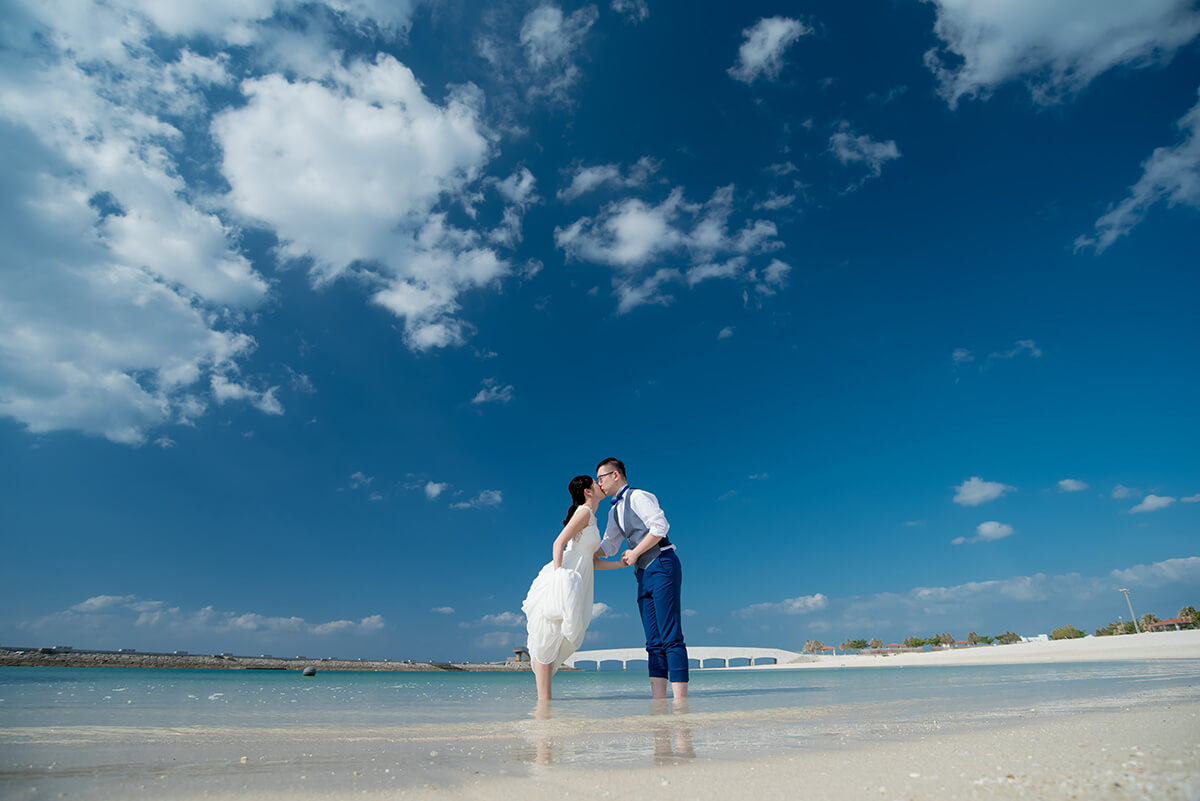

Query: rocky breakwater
left=0, top=649, right=533, bottom=672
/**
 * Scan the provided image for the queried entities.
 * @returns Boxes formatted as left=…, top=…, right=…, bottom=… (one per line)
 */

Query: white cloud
left=1130, top=494, right=1175, bottom=513
left=480, top=611, right=525, bottom=627
left=0, top=0, right=433, bottom=446
left=1112, top=484, right=1133, bottom=499
left=558, top=157, right=659, bottom=201
left=1058, top=479, right=1088, bottom=492
left=213, top=56, right=508, bottom=353
left=611, top=0, right=648, bottom=23
left=754, top=191, right=795, bottom=211
left=828, top=124, right=901, bottom=189
left=952, top=520, right=1015, bottom=545
left=735, top=592, right=827, bottom=618
left=155, top=436, right=176, bottom=449
left=556, top=184, right=786, bottom=313
left=990, top=339, right=1042, bottom=359
left=451, top=489, right=503, bottom=509
left=517, top=3, right=599, bottom=103
left=923, top=0, right=1200, bottom=108
left=471, top=378, right=514, bottom=405
left=211, top=375, right=284, bottom=416
left=728, top=17, right=812, bottom=85
left=1182, top=494, right=1200, bottom=503
left=718, top=326, right=734, bottom=340
left=1109, top=556, right=1200, bottom=586
left=592, top=602, right=610, bottom=618
left=349, top=471, right=374, bottom=489
left=475, top=631, right=517, bottom=649
left=431, top=606, right=455, bottom=614
left=1075, top=89, right=1200, bottom=254
left=41, top=594, right=385, bottom=638
left=951, top=348, right=974, bottom=364
left=953, top=476, right=1015, bottom=506
left=424, top=481, right=449, bottom=500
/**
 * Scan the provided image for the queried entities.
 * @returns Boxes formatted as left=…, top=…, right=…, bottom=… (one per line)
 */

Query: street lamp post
left=1119, top=588, right=1139, bottom=633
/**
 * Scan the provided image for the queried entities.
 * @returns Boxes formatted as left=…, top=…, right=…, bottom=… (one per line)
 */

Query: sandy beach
left=741, top=629, right=1200, bottom=670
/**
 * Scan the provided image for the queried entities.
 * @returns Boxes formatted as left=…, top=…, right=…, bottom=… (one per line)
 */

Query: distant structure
left=1147, top=617, right=1198, bottom=632
left=565, top=646, right=803, bottom=670
left=507, top=646, right=530, bottom=664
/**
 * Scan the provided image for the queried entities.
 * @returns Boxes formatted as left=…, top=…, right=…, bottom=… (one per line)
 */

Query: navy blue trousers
left=636, top=549, right=688, bottom=682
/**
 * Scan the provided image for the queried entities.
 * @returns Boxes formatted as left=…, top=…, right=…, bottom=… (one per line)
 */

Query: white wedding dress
left=522, top=506, right=601, bottom=667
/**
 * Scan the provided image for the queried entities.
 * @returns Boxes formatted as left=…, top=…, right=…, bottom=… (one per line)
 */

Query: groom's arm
left=619, top=491, right=670, bottom=566
left=598, top=511, right=623, bottom=557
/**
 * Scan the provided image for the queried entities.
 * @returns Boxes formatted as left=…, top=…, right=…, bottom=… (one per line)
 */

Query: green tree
left=995, top=631, right=1021, bottom=644
left=902, top=636, right=923, bottom=648
left=847, top=639, right=869, bottom=650
left=1051, top=624, right=1085, bottom=640
left=868, top=638, right=883, bottom=649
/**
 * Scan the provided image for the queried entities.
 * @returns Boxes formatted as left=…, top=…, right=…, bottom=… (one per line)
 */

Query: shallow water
left=2, top=661, right=1198, bottom=798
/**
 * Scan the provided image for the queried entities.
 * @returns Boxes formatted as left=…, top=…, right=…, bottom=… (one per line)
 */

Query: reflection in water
left=521, top=699, right=697, bottom=768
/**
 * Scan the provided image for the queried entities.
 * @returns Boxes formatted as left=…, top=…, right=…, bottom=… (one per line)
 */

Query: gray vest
left=610, top=488, right=672, bottom=570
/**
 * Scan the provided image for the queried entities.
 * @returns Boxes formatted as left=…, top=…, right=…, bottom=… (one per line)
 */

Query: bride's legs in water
left=533, top=660, right=554, bottom=700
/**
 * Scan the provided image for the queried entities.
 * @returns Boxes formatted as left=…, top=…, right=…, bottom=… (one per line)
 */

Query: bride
left=521, top=475, right=626, bottom=700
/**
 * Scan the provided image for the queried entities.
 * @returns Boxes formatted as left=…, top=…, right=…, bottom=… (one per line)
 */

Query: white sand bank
left=743, top=629, right=1200, bottom=670
left=183, top=701, right=1200, bottom=801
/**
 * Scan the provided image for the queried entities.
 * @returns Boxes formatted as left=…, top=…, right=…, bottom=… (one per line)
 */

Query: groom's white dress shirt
left=599, top=486, right=673, bottom=557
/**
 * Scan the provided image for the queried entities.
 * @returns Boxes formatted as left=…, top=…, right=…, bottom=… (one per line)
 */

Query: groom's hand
left=620, top=550, right=637, bottom=567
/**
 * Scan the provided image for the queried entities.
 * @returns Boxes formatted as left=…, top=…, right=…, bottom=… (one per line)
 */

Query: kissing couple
left=521, top=457, right=689, bottom=702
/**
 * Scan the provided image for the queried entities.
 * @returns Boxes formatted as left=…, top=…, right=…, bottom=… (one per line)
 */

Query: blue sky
left=1, top=0, right=1198, bottom=661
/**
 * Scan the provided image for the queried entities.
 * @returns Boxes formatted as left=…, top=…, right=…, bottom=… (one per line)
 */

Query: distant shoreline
left=0, top=649, right=534, bottom=672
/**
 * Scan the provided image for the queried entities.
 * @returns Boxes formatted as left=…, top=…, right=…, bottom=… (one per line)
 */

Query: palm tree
left=1140, top=612, right=1160, bottom=631
left=1179, top=605, right=1197, bottom=624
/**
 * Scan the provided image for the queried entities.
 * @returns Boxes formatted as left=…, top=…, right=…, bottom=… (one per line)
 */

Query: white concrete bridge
left=564, top=646, right=805, bottom=670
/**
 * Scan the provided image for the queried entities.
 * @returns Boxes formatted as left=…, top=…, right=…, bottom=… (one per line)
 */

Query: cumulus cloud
left=430, top=606, right=455, bottom=614
left=1058, top=479, right=1089, bottom=492
left=214, top=56, right=511, bottom=353
left=0, top=0, right=501, bottom=446
left=517, top=3, right=599, bottom=103
left=555, top=184, right=787, bottom=313
left=1075, top=89, right=1200, bottom=254
left=1112, top=484, right=1133, bottom=499
left=718, top=326, right=734, bottom=340
left=953, top=476, right=1015, bottom=506
left=728, top=17, right=812, bottom=85
left=558, top=157, right=659, bottom=201
left=480, top=611, right=525, bottom=627
left=1182, top=494, right=1200, bottom=503
left=471, top=378, right=514, bottom=405
left=828, top=124, right=901, bottom=189
left=923, top=0, right=1200, bottom=108
left=728, top=556, right=1200, bottom=644
left=36, top=594, right=386, bottom=642
left=349, top=471, right=374, bottom=489
left=1130, top=494, right=1175, bottom=513
left=951, top=521, right=1015, bottom=545
left=735, top=592, right=827, bottom=618
left=451, top=490, right=503, bottom=509
left=424, top=481, right=449, bottom=499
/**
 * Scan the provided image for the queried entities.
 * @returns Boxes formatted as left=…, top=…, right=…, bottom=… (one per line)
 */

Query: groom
left=595, top=458, right=689, bottom=701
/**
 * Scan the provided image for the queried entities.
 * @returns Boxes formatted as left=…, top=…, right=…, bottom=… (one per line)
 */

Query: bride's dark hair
left=563, top=475, right=595, bottom=526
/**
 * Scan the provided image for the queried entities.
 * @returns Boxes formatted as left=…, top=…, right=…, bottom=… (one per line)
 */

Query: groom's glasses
left=596, top=471, right=617, bottom=483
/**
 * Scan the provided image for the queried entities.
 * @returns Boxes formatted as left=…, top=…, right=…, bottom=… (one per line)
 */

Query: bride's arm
left=552, top=507, right=590, bottom=568
left=593, top=556, right=627, bottom=570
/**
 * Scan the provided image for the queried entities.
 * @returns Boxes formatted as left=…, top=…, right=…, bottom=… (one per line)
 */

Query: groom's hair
left=596, top=457, right=626, bottom=478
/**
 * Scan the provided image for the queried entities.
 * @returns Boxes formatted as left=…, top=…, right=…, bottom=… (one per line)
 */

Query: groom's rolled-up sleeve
left=631, top=491, right=669, bottom=540
left=599, top=513, right=623, bottom=556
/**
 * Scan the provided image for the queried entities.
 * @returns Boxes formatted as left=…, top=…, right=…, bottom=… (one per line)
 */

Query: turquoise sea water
left=2, top=661, right=1198, bottom=798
